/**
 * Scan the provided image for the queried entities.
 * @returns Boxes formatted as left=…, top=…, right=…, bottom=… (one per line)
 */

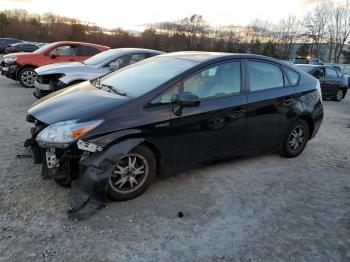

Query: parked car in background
left=34, top=48, right=164, bottom=98
left=0, top=38, right=22, bottom=53
left=310, top=58, right=324, bottom=65
left=0, top=41, right=110, bottom=88
left=291, top=56, right=309, bottom=64
left=25, top=52, right=323, bottom=218
left=297, top=64, right=348, bottom=101
left=4, top=42, right=40, bottom=54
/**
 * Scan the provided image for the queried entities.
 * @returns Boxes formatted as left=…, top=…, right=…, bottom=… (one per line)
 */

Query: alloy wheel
left=109, top=153, right=149, bottom=194
left=21, top=70, right=37, bottom=87
left=288, top=126, right=305, bottom=151
left=336, top=90, right=343, bottom=101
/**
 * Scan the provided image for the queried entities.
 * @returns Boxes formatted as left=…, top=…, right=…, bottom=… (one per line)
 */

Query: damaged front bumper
left=24, top=117, right=144, bottom=220
left=0, top=62, right=18, bottom=80
left=34, top=75, right=67, bottom=98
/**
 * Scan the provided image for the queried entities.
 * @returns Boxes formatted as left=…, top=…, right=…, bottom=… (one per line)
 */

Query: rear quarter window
left=284, top=67, right=300, bottom=86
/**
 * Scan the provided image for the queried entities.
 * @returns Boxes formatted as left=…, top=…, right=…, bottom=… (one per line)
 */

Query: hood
left=35, top=62, right=92, bottom=75
left=28, top=81, right=130, bottom=125
left=3, top=52, right=34, bottom=58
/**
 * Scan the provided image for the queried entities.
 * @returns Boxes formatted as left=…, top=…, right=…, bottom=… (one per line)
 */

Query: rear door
left=169, top=60, right=247, bottom=170
left=245, top=59, right=296, bottom=152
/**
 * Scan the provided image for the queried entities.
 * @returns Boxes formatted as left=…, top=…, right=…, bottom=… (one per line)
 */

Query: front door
left=45, top=45, right=78, bottom=65
left=169, top=60, right=247, bottom=170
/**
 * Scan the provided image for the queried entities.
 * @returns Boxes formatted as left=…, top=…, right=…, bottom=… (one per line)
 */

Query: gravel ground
left=0, top=68, right=350, bottom=262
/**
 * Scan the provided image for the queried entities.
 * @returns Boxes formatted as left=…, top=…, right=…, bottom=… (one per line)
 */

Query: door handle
left=281, top=98, right=294, bottom=106
left=69, top=59, right=75, bottom=61
left=230, top=111, right=243, bottom=119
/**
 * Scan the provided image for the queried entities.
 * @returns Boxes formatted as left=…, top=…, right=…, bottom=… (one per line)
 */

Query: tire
left=18, top=68, right=37, bottom=88
left=335, top=89, right=344, bottom=102
left=107, top=145, right=157, bottom=201
left=279, top=119, right=309, bottom=158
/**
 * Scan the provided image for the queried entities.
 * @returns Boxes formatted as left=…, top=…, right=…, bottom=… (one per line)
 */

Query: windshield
left=99, top=57, right=199, bottom=97
left=33, top=43, right=56, bottom=54
left=84, top=49, right=120, bottom=65
left=296, top=66, right=314, bottom=73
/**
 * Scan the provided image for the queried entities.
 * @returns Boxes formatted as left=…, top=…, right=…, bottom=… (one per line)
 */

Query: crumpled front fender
left=68, top=138, right=144, bottom=220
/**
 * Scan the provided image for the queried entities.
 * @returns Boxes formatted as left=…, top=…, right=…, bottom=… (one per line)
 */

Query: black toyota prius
left=25, top=52, right=324, bottom=218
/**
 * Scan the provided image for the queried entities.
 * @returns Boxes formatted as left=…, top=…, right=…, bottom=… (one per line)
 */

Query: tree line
left=1, top=0, right=350, bottom=63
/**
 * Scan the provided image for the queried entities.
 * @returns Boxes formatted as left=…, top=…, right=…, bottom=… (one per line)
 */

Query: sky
left=0, top=0, right=329, bottom=30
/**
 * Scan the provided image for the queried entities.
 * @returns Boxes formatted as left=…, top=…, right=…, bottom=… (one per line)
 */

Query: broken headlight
left=3, top=56, right=17, bottom=64
left=36, top=119, right=104, bottom=147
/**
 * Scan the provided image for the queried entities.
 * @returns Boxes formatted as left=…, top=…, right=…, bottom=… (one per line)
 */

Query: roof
left=51, top=41, right=110, bottom=49
left=160, top=51, right=284, bottom=64
left=295, top=64, right=333, bottom=69
left=108, top=48, right=164, bottom=54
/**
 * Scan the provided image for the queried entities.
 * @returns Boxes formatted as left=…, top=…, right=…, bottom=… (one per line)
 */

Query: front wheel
left=18, top=68, right=37, bottom=88
left=279, top=119, right=309, bottom=158
left=107, top=145, right=157, bottom=201
left=335, top=89, right=344, bottom=102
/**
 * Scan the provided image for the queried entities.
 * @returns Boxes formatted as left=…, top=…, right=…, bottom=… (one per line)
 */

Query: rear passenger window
left=183, top=61, right=241, bottom=99
left=326, top=68, right=339, bottom=79
left=247, top=61, right=284, bottom=91
left=284, top=67, right=300, bottom=86
left=77, top=46, right=100, bottom=56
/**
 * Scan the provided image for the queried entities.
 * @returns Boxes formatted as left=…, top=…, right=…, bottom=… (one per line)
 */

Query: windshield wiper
left=101, top=84, right=127, bottom=96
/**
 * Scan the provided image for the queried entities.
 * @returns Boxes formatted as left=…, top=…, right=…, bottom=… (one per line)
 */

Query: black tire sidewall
left=107, top=145, right=157, bottom=201
left=19, top=68, right=37, bottom=88
left=281, top=120, right=309, bottom=158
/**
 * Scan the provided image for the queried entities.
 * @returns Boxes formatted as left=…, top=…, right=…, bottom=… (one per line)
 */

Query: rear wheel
left=107, top=145, right=157, bottom=201
left=279, top=119, right=309, bottom=158
left=18, top=68, right=37, bottom=88
left=335, top=89, right=344, bottom=102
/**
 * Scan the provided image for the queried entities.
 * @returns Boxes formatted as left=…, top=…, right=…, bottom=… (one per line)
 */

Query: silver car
left=34, top=48, right=164, bottom=98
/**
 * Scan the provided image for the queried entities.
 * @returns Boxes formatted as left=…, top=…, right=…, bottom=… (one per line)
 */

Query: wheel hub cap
left=289, top=126, right=304, bottom=151
left=109, top=154, right=148, bottom=194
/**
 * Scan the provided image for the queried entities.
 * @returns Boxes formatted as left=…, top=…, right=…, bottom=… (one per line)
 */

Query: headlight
left=4, top=56, right=17, bottom=64
left=36, top=119, right=104, bottom=147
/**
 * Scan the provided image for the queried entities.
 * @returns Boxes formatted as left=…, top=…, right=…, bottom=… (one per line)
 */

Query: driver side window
left=48, top=45, right=76, bottom=56
left=312, top=69, right=325, bottom=79
left=149, top=82, right=180, bottom=107
left=107, top=54, right=147, bottom=69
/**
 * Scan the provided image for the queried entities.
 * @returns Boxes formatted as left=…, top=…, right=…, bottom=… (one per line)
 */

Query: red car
left=1, top=41, right=110, bottom=88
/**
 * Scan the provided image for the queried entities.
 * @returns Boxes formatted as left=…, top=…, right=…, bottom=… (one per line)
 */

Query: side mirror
left=109, top=61, right=120, bottom=70
left=50, top=51, right=60, bottom=59
left=177, top=92, right=200, bottom=107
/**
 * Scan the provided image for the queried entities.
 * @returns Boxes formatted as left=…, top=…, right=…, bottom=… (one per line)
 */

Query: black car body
left=0, top=38, right=22, bottom=53
left=25, top=52, right=324, bottom=219
left=4, top=42, right=40, bottom=54
left=297, top=64, right=348, bottom=101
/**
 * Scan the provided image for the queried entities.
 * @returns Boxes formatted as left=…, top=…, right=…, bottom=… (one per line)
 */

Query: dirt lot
left=0, top=69, right=349, bottom=262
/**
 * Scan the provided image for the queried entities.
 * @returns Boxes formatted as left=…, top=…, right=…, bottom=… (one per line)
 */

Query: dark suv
left=0, top=38, right=22, bottom=53
left=25, top=52, right=324, bottom=218
left=297, top=64, right=348, bottom=101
